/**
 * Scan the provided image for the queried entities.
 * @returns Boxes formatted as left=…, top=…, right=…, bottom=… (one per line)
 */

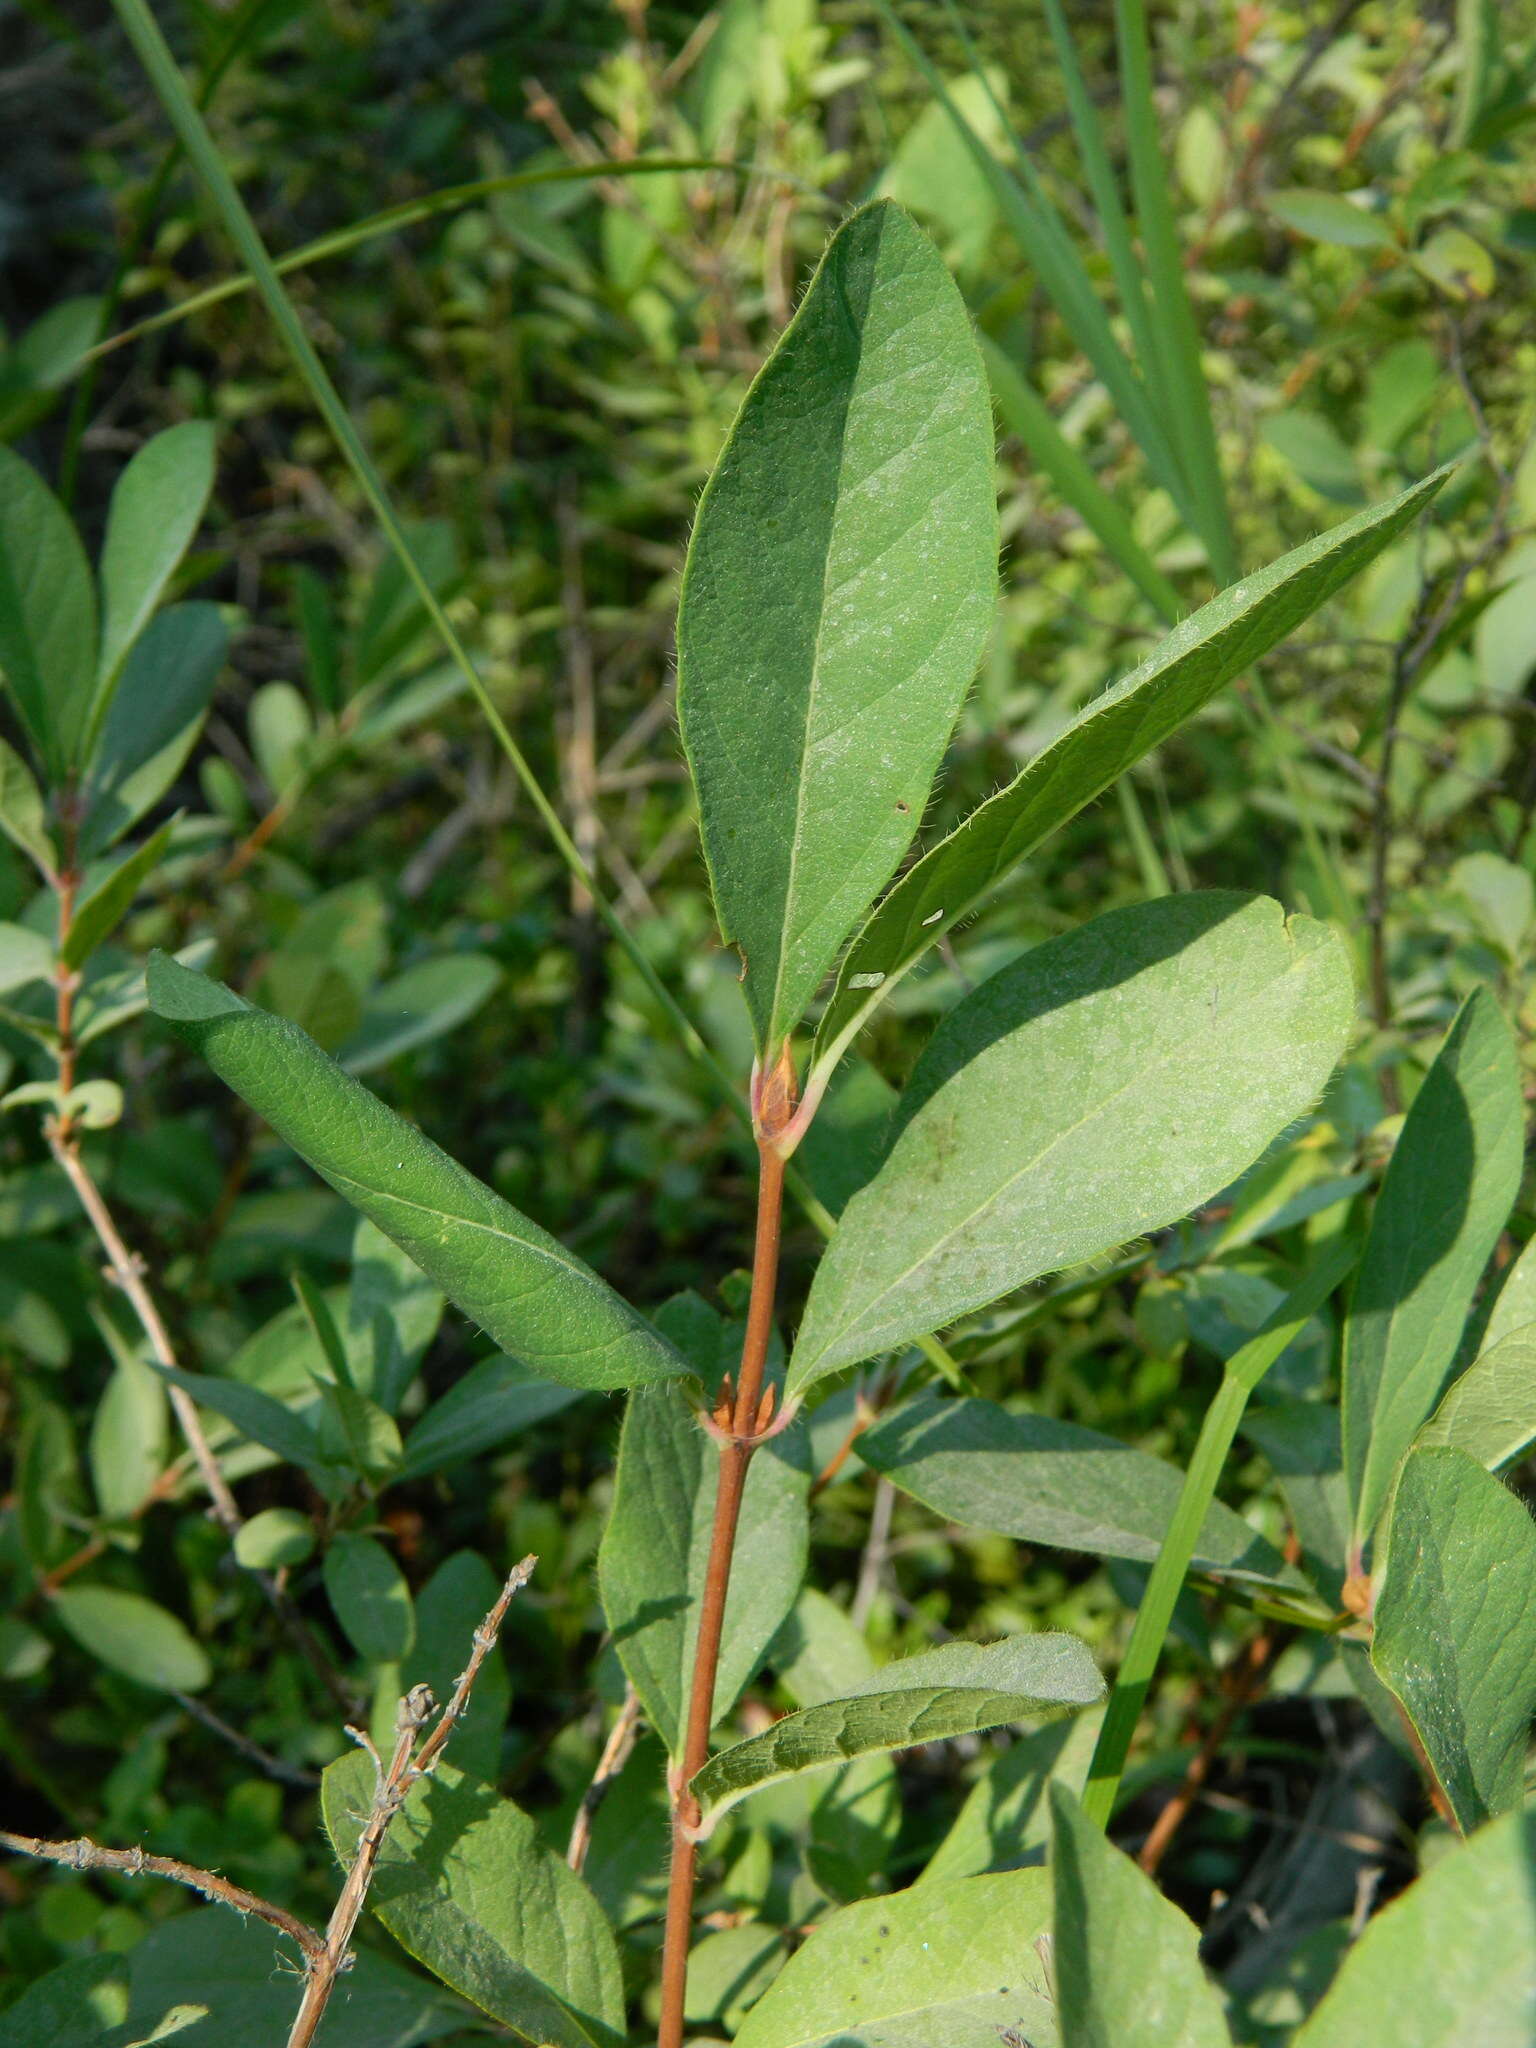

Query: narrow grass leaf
left=146, top=953, right=686, bottom=1391
left=691, top=1633, right=1103, bottom=1831
left=794, top=894, right=1353, bottom=1390
left=814, top=468, right=1448, bottom=1069
left=677, top=198, right=997, bottom=1049
left=1371, top=1446, right=1536, bottom=1832
left=1343, top=987, right=1523, bottom=1543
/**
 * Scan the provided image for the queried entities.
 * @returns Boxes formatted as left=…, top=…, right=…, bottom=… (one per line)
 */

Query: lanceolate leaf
left=0, top=445, right=97, bottom=775
left=813, top=467, right=1449, bottom=1073
left=690, top=1632, right=1103, bottom=1831
left=1295, top=1807, right=1536, bottom=2048
left=146, top=954, right=685, bottom=1391
left=1478, top=1228, right=1536, bottom=1354
left=94, top=421, right=216, bottom=716
left=399, top=1356, right=583, bottom=1480
left=1371, top=1446, right=1536, bottom=1833
left=0, top=737, right=57, bottom=878
left=80, top=603, right=229, bottom=858
left=1415, top=1327, right=1536, bottom=1473
left=598, top=1378, right=811, bottom=1756
left=51, top=1585, right=209, bottom=1694
left=791, top=893, right=1353, bottom=1391
left=732, top=1866, right=1056, bottom=2048
left=1050, top=1783, right=1231, bottom=2048
left=860, top=1390, right=1296, bottom=1586
left=322, top=1753, right=625, bottom=2048
left=676, top=198, right=997, bottom=1050
left=1342, top=987, right=1522, bottom=1543
left=62, top=818, right=179, bottom=970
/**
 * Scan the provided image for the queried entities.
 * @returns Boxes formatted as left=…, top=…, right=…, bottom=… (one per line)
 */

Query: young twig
left=567, top=1683, right=644, bottom=1874
left=657, top=1047, right=795, bottom=2048
left=284, top=1553, right=537, bottom=2048
left=5, top=1556, right=536, bottom=2048
left=0, top=1829, right=325, bottom=1961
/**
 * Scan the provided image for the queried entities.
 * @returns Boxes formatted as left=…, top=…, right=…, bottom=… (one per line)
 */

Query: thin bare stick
left=283, top=1553, right=537, bottom=2048
left=657, top=1047, right=794, bottom=2048
left=0, top=1830, right=325, bottom=1960
left=568, top=1684, right=644, bottom=1873
left=170, top=1690, right=321, bottom=1789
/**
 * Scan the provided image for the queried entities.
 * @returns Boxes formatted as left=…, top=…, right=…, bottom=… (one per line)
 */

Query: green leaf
left=793, top=893, right=1354, bottom=1391
left=146, top=952, right=686, bottom=1390
left=860, top=1390, right=1296, bottom=1586
left=148, top=1361, right=329, bottom=1484
left=1268, top=189, right=1397, bottom=248
left=347, top=1216, right=445, bottom=1411
left=322, top=1752, right=625, bottom=2048
left=324, top=1531, right=415, bottom=1663
left=1370, top=1446, right=1536, bottom=1832
left=233, top=1506, right=315, bottom=1571
left=920, top=1703, right=1101, bottom=1885
left=1294, top=1807, right=1536, bottom=2047
left=732, top=1865, right=1056, bottom=2048
left=51, top=1585, right=209, bottom=1693
left=690, top=1632, right=1102, bottom=1831
left=0, top=1909, right=464, bottom=2048
left=80, top=604, right=228, bottom=859
left=88, top=1352, right=167, bottom=1521
left=768, top=1588, right=902, bottom=1900
left=1482, top=1231, right=1536, bottom=1353
left=676, top=198, right=997, bottom=1050
left=62, top=818, right=179, bottom=970
left=814, top=469, right=1449, bottom=1069
left=399, top=1356, right=583, bottom=1480
left=402, top=1550, right=511, bottom=1781
left=1050, top=1782, right=1231, bottom=2048
left=0, top=737, right=57, bottom=877
left=314, top=1380, right=403, bottom=1483
left=599, top=1378, right=811, bottom=1756
left=1415, top=1327, right=1536, bottom=1472
left=1342, top=987, right=1523, bottom=1543
left=0, top=445, right=96, bottom=775
left=337, top=952, right=503, bottom=1074
left=94, top=422, right=216, bottom=714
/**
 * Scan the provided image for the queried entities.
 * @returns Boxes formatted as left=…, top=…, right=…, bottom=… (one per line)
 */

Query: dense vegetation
left=4, top=2, right=1536, bottom=2043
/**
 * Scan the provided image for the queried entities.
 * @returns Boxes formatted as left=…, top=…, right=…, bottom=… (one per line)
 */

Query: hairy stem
left=657, top=1135, right=787, bottom=2048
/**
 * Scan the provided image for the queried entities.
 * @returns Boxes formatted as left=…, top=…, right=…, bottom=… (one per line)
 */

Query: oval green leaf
left=792, top=892, right=1354, bottom=1392
left=732, top=1866, right=1055, bottom=2048
left=0, top=445, right=96, bottom=775
left=146, top=952, right=686, bottom=1391
left=860, top=1389, right=1297, bottom=1587
left=322, top=1752, right=625, bottom=2048
left=52, top=1584, right=210, bottom=1693
left=94, top=421, right=217, bottom=713
left=324, top=1531, right=414, bottom=1664
left=677, top=198, right=997, bottom=1051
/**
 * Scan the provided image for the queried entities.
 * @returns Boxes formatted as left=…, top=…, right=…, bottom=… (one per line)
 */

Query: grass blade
left=1113, top=0, right=1236, bottom=578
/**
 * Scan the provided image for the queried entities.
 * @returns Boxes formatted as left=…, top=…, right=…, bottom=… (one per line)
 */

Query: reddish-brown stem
left=657, top=1132, right=787, bottom=2048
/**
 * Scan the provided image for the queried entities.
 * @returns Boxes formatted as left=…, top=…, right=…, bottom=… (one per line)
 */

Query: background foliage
left=4, top=0, right=1536, bottom=2041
